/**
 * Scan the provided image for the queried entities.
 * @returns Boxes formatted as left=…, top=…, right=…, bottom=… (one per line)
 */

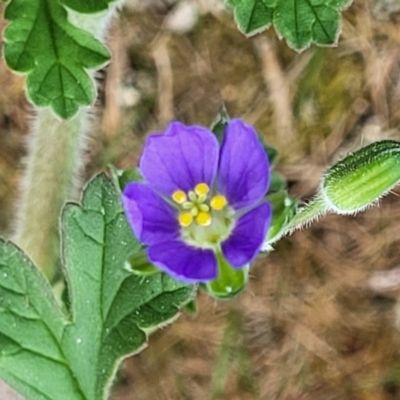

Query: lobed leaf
left=0, top=241, right=81, bottom=400
left=226, top=0, right=353, bottom=51
left=3, top=0, right=110, bottom=119
left=61, top=174, right=194, bottom=399
left=0, top=175, right=194, bottom=399
left=226, top=0, right=275, bottom=36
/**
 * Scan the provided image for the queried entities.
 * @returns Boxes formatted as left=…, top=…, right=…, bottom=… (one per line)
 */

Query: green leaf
left=0, top=241, right=82, bottom=399
left=3, top=0, right=110, bottom=119
left=226, top=0, right=353, bottom=51
left=227, top=0, right=275, bottom=35
left=0, top=175, right=194, bottom=399
left=60, top=0, right=116, bottom=13
left=61, top=174, right=194, bottom=399
left=274, top=0, right=349, bottom=50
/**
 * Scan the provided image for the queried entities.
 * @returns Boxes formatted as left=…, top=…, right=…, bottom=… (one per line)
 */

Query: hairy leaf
left=61, top=175, right=194, bottom=398
left=3, top=0, right=110, bottom=119
left=0, top=175, right=194, bottom=399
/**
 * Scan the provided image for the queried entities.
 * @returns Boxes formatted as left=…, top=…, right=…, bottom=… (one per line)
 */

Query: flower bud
left=321, top=140, right=400, bottom=214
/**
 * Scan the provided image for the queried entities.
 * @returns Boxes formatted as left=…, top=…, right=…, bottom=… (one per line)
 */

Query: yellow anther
left=172, top=190, right=187, bottom=204
left=210, top=195, right=227, bottom=210
left=196, top=211, right=212, bottom=226
left=179, top=212, right=193, bottom=227
left=194, top=183, right=210, bottom=196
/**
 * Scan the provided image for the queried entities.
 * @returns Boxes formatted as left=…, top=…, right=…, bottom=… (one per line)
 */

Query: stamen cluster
left=172, top=183, right=227, bottom=228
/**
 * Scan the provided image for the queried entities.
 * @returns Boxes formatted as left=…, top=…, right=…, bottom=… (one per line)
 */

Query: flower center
left=171, top=183, right=235, bottom=249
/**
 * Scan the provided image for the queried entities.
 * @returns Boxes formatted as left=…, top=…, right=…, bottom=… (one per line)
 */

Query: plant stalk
left=12, top=3, right=123, bottom=280
left=13, top=108, right=89, bottom=280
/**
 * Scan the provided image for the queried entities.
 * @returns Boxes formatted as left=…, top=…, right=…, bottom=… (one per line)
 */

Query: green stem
left=269, top=196, right=328, bottom=245
left=13, top=108, right=88, bottom=280
left=286, top=196, right=327, bottom=232
left=12, top=4, right=123, bottom=280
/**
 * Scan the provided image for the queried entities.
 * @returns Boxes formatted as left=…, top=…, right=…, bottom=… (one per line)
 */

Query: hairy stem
left=12, top=3, right=123, bottom=280
left=267, top=196, right=328, bottom=246
left=286, top=196, right=328, bottom=233
left=13, top=108, right=88, bottom=280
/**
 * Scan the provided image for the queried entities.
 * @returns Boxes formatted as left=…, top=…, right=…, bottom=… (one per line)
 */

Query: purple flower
left=122, top=119, right=272, bottom=283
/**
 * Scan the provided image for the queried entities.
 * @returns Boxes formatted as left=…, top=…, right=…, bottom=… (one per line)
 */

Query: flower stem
left=286, top=196, right=328, bottom=232
left=268, top=196, right=328, bottom=245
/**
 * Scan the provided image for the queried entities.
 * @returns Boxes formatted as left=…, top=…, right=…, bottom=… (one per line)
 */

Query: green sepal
left=126, top=251, right=160, bottom=277
left=210, top=106, right=230, bottom=144
left=264, top=191, right=297, bottom=246
left=183, top=299, right=197, bottom=314
left=268, top=171, right=286, bottom=193
left=206, top=253, right=248, bottom=299
left=266, top=145, right=279, bottom=167
left=321, top=140, right=400, bottom=214
left=109, top=165, right=143, bottom=192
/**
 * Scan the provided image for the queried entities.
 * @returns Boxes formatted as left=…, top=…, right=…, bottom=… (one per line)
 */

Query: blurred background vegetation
left=2, top=0, right=400, bottom=398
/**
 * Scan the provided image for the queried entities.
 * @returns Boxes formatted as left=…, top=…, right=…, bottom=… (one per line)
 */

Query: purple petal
left=217, top=119, right=270, bottom=210
left=148, top=240, right=217, bottom=283
left=222, top=202, right=272, bottom=269
left=122, top=183, right=179, bottom=246
left=139, top=122, right=219, bottom=196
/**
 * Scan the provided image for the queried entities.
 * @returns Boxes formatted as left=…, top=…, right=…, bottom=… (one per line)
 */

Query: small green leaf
left=274, top=0, right=349, bottom=50
left=227, top=0, right=275, bottom=35
left=3, top=0, right=110, bottom=119
left=226, top=0, right=353, bottom=51
left=60, top=0, right=116, bottom=13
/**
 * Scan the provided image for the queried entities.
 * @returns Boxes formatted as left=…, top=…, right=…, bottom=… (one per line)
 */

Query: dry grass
left=2, top=0, right=400, bottom=399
